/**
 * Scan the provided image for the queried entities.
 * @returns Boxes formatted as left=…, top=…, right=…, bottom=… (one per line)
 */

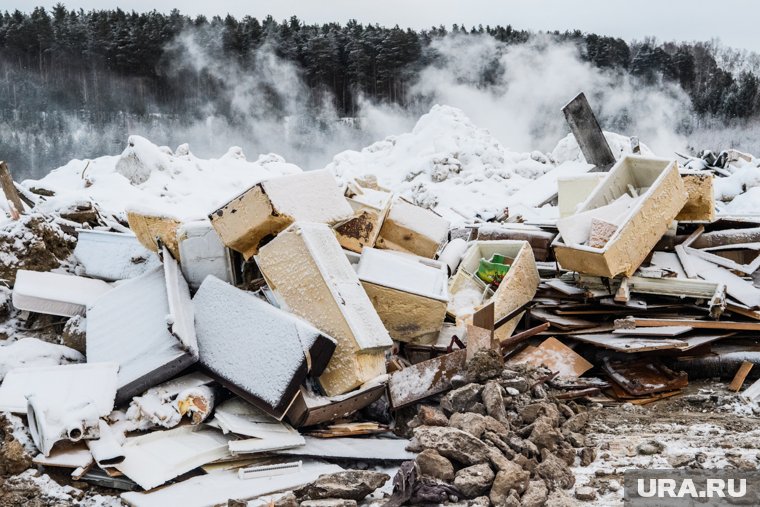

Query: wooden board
left=562, top=92, right=616, bottom=170
left=618, top=317, right=760, bottom=332
left=508, top=337, right=593, bottom=377
left=570, top=333, right=687, bottom=353
left=729, top=361, right=754, bottom=392
left=612, top=326, right=692, bottom=337
left=529, top=308, right=597, bottom=330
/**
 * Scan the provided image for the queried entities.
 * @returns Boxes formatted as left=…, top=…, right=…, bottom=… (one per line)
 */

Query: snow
left=0, top=337, right=84, bottom=381
left=26, top=138, right=302, bottom=222
left=262, top=169, right=354, bottom=222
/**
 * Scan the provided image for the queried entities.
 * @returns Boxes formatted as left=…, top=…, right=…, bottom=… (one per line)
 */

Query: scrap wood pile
left=1, top=92, right=760, bottom=506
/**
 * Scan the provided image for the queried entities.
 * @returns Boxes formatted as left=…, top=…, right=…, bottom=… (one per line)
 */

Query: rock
left=528, top=417, right=562, bottom=453
left=0, top=214, right=75, bottom=286
left=0, top=414, right=33, bottom=476
left=555, top=441, right=577, bottom=466
left=483, top=415, right=509, bottom=435
left=482, top=381, right=508, bottom=423
left=575, top=486, right=597, bottom=501
left=513, top=454, right=538, bottom=475
left=449, top=412, right=487, bottom=439
left=294, top=470, right=389, bottom=501
left=546, top=489, right=577, bottom=507
left=495, top=490, right=520, bottom=507
left=483, top=431, right=515, bottom=459
left=536, top=453, right=575, bottom=490
left=468, top=496, right=491, bottom=507
left=441, top=383, right=484, bottom=414
left=272, top=492, right=298, bottom=507
left=454, top=464, right=495, bottom=498
left=467, top=349, right=504, bottom=383
left=521, top=403, right=560, bottom=426
left=416, top=449, right=455, bottom=481
left=61, top=315, right=86, bottom=354
left=564, top=431, right=585, bottom=448
left=636, top=440, right=665, bottom=456
left=580, top=447, right=596, bottom=467
left=417, top=405, right=448, bottom=426
left=531, top=384, right=547, bottom=399
left=507, top=436, right=538, bottom=458
left=520, top=480, right=549, bottom=507
left=411, top=426, right=491, bottom=465
left=300, top=500, right=358, bottom=507
left=562, top=412, right=589, bottom=433
left=488, top=448, right=516, bottom=472
left=501, top=374, right=528, bottom=393
left=489, top=460, right=529, bottom=502
left=505, top=387, right=520, bottom=397
left=0, top=470, right=84, bottom=507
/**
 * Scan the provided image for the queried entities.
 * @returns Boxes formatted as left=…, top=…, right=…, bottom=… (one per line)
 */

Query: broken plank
left=727, top=303, right=760, bottom=321
left=675, top=245, right=698, bottom=279
left=612, top=326, right=692, bottom=337
left=616, top=317, right=760, bottom=332
left=570, top=333, right=687, bottom=353
left=561, top=93, right=616, bottom=170
left=0, top=161, right=26, bottom=215
left=528, top=308, right=597, bottom=330
left=544, top=279, right=587, bottom=296
left=729, top=361, right=754, bottom=392
left=686, top=251, right=760, bottom=308
left=614, top=277, right=630, bottom=303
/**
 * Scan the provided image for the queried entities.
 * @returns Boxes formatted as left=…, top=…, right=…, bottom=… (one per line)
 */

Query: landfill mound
left=0, top=97, right=760, bottom=506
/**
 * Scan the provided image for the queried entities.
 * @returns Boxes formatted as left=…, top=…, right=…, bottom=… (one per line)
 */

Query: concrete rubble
left=3, top=93, right=760, bottom=506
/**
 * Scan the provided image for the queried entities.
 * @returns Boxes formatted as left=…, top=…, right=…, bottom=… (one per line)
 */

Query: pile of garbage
left=1, top=92, right=760, bottom=505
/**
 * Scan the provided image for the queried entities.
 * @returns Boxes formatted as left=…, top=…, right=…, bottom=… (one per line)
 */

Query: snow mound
left=327, top=105, right=559, bottom=222
left=25, top=140, right=302, bottom=221
left=551, top=131, right=653, bottom=165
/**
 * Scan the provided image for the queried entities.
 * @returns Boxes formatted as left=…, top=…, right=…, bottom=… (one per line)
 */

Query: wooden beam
left=500, top=322, right=550, bottom=353
left=0, top=161, right=26, bottom=217
left=562, top=92, right=616, bottom=171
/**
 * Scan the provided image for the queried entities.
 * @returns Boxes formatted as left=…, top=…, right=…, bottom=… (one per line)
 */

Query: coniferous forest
left=2, top=5, right=760, bottom=178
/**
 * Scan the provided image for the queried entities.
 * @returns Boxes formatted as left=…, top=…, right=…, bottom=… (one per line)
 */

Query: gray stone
left=468, top=496, right=491, bottom=507
left=416, top=449, right=455, bottom=481
left=528, top=417, right=562, bottom=453
left=536, top=453, right=575, bottom=490
left=489, top=460, right=529, bottom=501
left=294, top=470, right=390, bottom=501
left=467, top=349, right=504, bottom=383
left=637, top=440, right=665, bottom=456
left=562, top=412, right=589, bottom=433
left=441, top=383, right=484, bottom=414
left=520, top=480, right=549, bottom=507
left=417, top=405, right=449, bottom=426
left=454, top=464, right=495, bottom=498
left=61, top=315, right=86, bottom=354
left=575, top=486, right=597, bottom=501
left=411, top=426, right=491, bottom=466
left=449, top=412, right=487, bottom=439
left=580, top=447, right=596, bottom=467
left=483, top=381, right=509, bottom=423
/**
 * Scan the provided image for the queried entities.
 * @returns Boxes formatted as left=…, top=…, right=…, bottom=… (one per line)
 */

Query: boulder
left=416, top=449, right=455, bottom=481
left=295, top=470, right=389, bottom=501
left=411, top=426, right=491, bottom=466
left=454, top=464, right=495, bottom=498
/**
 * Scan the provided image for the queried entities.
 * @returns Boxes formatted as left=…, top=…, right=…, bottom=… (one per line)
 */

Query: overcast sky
left=4, top=0, right=758, bottom=52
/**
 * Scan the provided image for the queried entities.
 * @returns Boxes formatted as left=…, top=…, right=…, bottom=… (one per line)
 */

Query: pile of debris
left=1, top=92, right=760, bottom=505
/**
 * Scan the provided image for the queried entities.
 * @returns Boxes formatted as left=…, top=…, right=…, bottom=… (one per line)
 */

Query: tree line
left=1, top=5, right=759, bottom=177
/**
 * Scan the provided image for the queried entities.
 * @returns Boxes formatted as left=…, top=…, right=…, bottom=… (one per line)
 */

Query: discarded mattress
left=12, top=270, right=112, bottom=317
left=194, top=275, right=336, bottom=420
left=86, top=247, right=198, bottom=404
left=376, top=197, right=450, bottom=258
left=257, top=222, right=392, bottom=396
left=74, top=229, right=161, bottom=281
left=357, top=247, right=448, bottom=343
left=209, top=169, right=353, bottom=259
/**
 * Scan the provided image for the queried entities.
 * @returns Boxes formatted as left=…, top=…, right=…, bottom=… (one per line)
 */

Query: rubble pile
left=1, top=93, right=760, bottom=505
